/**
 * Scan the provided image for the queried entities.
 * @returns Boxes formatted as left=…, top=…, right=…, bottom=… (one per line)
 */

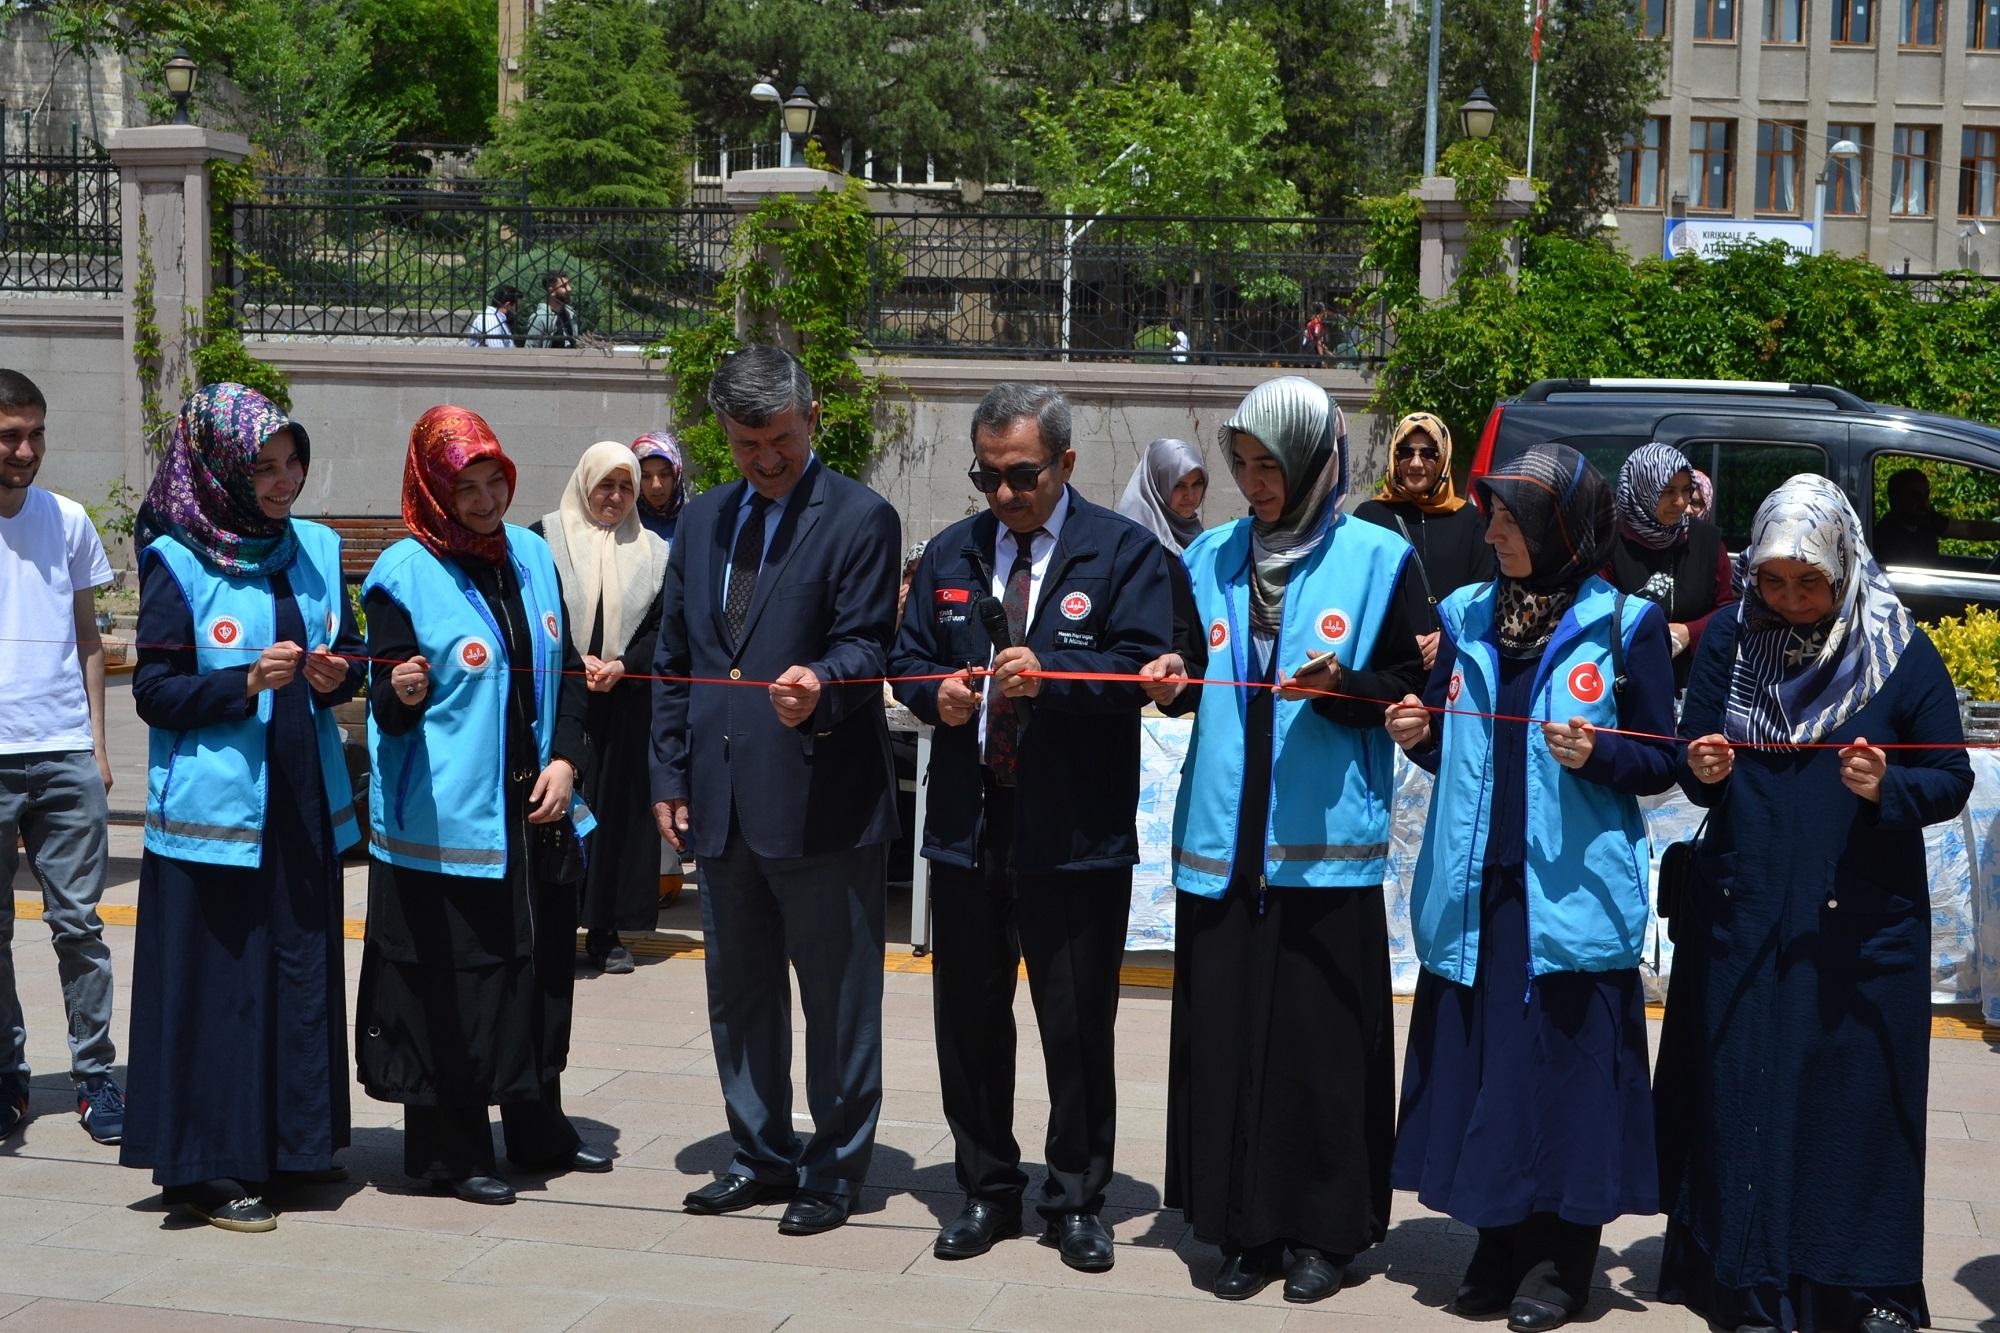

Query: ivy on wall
left=197, top=158, right=292, bottom=410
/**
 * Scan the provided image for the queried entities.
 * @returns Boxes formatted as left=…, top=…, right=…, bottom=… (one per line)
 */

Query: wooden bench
left=320, top=516, right=406, bottom=579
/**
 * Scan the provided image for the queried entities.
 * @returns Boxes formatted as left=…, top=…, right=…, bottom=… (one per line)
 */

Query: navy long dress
left=1393, top=612, right=1674, bottom=1268
left=1654, top=612, right=1972, bottom=1333
left=121, top=560, right=363, bottom=1190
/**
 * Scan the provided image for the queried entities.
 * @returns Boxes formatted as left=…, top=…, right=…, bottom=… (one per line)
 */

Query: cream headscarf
left=542, top=441, right=669, bottom=658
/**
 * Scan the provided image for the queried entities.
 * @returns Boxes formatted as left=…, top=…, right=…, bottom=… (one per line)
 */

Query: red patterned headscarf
left=402, top=405, right=517, bottom=564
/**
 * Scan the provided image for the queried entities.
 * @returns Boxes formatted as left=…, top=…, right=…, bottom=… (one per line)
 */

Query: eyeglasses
left=967, top=456, right=1059, bottom=494
left=1395, top=446, right=1441, bottom=461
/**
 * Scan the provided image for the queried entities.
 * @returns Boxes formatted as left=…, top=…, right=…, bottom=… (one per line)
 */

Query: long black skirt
left=1165, top=879, right=1395, bottom=1256
left=579, top=679, right=662, bottom=936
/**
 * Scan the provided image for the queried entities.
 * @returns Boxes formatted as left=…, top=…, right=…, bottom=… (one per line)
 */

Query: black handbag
left=531, top=815, right=585, bottom=886
left=1655, top=809, right=1711, bottom=943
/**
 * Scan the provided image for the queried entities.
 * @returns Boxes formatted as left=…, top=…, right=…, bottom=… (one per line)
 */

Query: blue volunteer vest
left=362, top=525, right=594, bottom=879
left=1170, top=513, right=1412, bottom=897
left=142, top=520, right=360, bottom=867
left=1411, top=575, right=1653, bottom=985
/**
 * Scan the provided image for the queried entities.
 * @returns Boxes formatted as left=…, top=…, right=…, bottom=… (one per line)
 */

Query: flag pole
left=1525, top=0, right=1545, bottom=178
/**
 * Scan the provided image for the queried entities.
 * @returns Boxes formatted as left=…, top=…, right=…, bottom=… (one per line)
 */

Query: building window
left=1901, top=0, right=1941, bottom=42
left=1619, top=119, right=1667, bottom=207
left=1964, top=127, right=2000, bottom=216
left=1825, top=124, right=1869, bottom=214
left=1831, top=0, right=1873, bottom=39
left=1755, top=122, right=1805, bottom=213
left=1638, top=0, right=1669, bottom=35
left=1890, top=125, right=1937, bottom=215
left=1689, top=118, right=1736, bottom=211
left=1766, top=0, right=1807, bottom=39
left=1696, top=0, right=1738, bottom=35
left=1973, top=0, right=2000, bottom=46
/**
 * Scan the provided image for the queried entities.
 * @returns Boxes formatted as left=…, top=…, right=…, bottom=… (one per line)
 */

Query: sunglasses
left=967, top=456, right=1059, bottom=494
left=1395, top=446, right=1441, bottom=461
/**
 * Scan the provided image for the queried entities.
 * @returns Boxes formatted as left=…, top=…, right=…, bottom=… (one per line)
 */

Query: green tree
left=353, top=0, right=496, bottom=148
left=484, top=0, right=692, bottom=208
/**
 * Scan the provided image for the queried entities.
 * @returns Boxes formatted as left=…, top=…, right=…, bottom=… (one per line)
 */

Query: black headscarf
left=1472, top=443, right=1615, bottom=656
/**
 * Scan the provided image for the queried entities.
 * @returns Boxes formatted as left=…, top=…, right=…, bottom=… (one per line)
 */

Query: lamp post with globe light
left=1811, top=138, right=1863, bottom=256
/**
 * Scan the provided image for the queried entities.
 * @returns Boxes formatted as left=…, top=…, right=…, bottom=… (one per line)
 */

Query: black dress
left=577, top=594, right=664, bottom=940
left=121, top=562, right=363, bottom=1191
left=1353, top=499, right=1495, bottom=630
left=354, top=554, right=591, bottom=1180
left=1164, top=566, right=1426, bottom=1259
left=1604, top=520, right=1733, bottom=687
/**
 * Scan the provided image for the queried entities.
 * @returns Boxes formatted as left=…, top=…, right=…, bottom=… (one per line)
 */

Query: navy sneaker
left=76, top=1074, right=125, bottom=1145
left=0, top=1076, right=27, bottom=1140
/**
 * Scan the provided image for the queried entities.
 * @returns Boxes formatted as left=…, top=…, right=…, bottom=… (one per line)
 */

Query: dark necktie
left=982, top=527, right=1042, bottom=784
left=725, top=494, right=770, bottom=647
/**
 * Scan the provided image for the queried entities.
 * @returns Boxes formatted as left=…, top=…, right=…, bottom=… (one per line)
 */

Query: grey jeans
left=0, top=749, right=114, bottom=1080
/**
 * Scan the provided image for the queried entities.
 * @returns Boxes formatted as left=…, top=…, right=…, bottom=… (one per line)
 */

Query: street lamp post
left=781, top=84, right=819, bottom=166
left=750, top=81, right=782, bottom=167
left=163, top=48, right=197, bottom=125
left=1459, top=87, right=1498, bottom=141
left=1810, top=138, right=1862, bottom=256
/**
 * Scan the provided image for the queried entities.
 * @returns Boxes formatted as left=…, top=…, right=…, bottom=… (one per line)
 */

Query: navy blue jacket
left=890, top=490, right=1173, bottom=874
left=650, top=462, right=901, bottom=860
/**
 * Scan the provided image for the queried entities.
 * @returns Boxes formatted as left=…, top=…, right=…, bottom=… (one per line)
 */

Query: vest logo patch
left=208, top=615, right=243, bottom=648
left=1317, top=609, right=1349, bottom=643
left=1448, top=671, right=1463, bottom=702
left=934, top=587, right=972, bottom=605
left=460, top=638, right=492, bottom=671
left=1059, top=591, right=1092, bottom=620
left=1568, top=663, right=1605, bottom=704
left=1208, top=619, right=1227, bottom=649
left=325, top=609, right=339, bottom=643
left=543, top=611, right=561, bottom=642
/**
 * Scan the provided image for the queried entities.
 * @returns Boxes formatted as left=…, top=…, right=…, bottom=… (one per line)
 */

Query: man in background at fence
left=525, top=272, right=577, bottom=349
left=652, top=345, right=902, bottom=1237
left=464, top=284, right=522, bottom=349
left=0, top=368, right=122, bottom=1148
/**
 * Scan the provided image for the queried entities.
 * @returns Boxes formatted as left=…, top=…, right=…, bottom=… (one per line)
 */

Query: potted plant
left=1926, top=606, right=2000, bottom=740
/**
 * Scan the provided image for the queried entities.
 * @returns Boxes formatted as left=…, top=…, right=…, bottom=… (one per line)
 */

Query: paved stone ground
left=1, top=681, right=1996, bottom=1331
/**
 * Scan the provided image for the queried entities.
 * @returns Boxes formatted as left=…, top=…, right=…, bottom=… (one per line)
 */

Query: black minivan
left=1465, top=378, right=2000, bottom=621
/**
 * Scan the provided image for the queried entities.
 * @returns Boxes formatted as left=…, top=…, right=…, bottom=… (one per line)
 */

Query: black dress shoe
left=1283, top=1249, right=1347, bottom=1304
left=1041, top=1212, right=1114, bottom=1273
left=1858, top=1309, right=1914, bottom=1333
left=777, top=1189, right=851, bottom=1235
left=1212, top=1249, right=1279, bottom=1301
left=433, top=1175, right=515, bottom=1205
left=567, top=1146, right=613, bottom=1173
left=682, top=1174, right=795, bottom=1215
left=934, top=1200, right=1023, bottom=1259
left=1507, top=1297, right=1573, bottom=1332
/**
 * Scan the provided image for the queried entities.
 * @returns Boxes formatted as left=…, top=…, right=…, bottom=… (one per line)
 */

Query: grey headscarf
left=1221, top=377, right=1347, bottom=645
left=1116, top=437, right=1207, bottom=554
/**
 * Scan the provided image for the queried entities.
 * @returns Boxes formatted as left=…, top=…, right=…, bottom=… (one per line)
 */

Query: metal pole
left=1809, top=171, right=1826, bottom=255
left=1423, top=0, right=1443, bottom=175
left=1525, top=59, right=1541, bottom=179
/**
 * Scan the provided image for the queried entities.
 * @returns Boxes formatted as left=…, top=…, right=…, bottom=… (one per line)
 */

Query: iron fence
left=1886, top=271, right=2000, bottom=302
left=229, top=179, right=1384, bottom=361
left=0, top=149, right=121, bottom=293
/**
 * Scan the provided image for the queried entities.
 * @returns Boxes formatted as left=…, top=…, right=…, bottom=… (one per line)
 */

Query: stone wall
left=0, top=298, right=128, bottom=508
left=0, top=14, right=140, bottom=150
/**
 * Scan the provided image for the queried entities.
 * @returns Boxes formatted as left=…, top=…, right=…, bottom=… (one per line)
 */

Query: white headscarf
left=1116, top=437, right=1207, bottom=553
left=542, top=441, right=668, bottom=658
left=1723, top=474, right=1912, bottom=748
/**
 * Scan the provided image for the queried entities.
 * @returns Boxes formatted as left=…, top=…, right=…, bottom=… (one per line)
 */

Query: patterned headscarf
left=138, top=382, right=306, bottom=576
left=1688, top=468, right=1715, bottom=520
left=1616, top=443, right=1694, bottom=550
left=1474, top=443, right=1616, bottom=656
left=631, top=430, right=686, bottom=522
left=402, top=405, right=517, bottom=565
left=1723, top=474, right=1912, bottom=749
left=1375, top=411, right=1465, bottom=514
left=1220, top=377, right=1347, bottom=644
left=1116, top=437, right=1207, bottom=554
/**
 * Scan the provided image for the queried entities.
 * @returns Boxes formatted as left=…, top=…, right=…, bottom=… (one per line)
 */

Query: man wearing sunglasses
left=890, top=383, right=1173, bottom=1275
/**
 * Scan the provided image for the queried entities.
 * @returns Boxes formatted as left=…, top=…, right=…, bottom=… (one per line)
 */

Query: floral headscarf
left=402, top=405, right=517, bottom=565
left=1616, top=442, right=1694, bottom=550
left=1473, top=443, right=1616, bottom=656
left=138, top=382, right=306, bottom=576
left=1375, top=411, right=1465, bottom=514
left=631, top=430, right=686, bottom=522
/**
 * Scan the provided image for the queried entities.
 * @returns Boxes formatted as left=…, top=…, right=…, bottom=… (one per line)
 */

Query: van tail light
left=1466, top=404, right=1504, bottom=505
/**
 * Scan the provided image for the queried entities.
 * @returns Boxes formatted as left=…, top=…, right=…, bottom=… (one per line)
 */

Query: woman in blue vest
left=1142, top=377, right=1427, bottom=1304
left=1384, top=442, right=1677, bottom=1332
left=122, top=383, right=364, bottom=1232
left=1656, top=476, right=1971, bottom=1333
left=354, top=405, right=608, bottom=1205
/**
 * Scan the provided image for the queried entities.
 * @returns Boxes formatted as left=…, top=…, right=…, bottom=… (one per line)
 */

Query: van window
left=1870, top=452, right=2000, bottom=570
left=1698, top=442, right=1829, bottom=549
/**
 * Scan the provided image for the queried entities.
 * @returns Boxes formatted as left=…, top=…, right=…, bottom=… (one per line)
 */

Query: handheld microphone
left=975, top=595, right=1031, bottom=721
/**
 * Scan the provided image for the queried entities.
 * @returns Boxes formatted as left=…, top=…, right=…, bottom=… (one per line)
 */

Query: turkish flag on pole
left=1531, top=0, right=1547, bottom=59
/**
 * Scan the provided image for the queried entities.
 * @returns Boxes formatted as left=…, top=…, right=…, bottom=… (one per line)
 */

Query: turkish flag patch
left=934, top=587, right=972, bottom=604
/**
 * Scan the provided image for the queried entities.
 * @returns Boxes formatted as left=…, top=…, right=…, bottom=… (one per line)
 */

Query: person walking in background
left=1141, top=378, right=1424, bottom=1305
left=465, top=285, right=522, bottom=349
left=532, top=442, right=669, bottom=976
left=1686, top=467, right=1714, bottom=522
left=121, top=384, right=363, bottom=1232
left=356, top=405, right=609, bottom=1206
left=1604, top=443, right=1734, bottom=687
left=524, top=272, right=577, bottom=349
left=1385, top=443, right=1677, bottom=1333
left=891, top=384, right=1172, bottom=1275
left=0, top=368, right=120, bottom=1147
left=1656, top=475, right=1972, bottom=1333
left=1116, top=436, right=1209, bottom=672
left=630, top=431, right=685, bottom=546
left=652, top=346, right=901, bottom=1237
left=1356, top=411, right=1494, bottom=670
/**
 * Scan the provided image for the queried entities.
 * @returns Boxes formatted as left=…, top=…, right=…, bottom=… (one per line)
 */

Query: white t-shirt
left=0, top=487, right=112, bottom=754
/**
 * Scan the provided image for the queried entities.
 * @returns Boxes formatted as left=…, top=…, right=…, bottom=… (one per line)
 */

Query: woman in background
left=1355, top=412, right=1493, bottom=670
left=631, top=431, right=685, bottom=545
left=1117, top=436, right=1209, bottom=677
left=1604, top=443, right=1734, bottom=687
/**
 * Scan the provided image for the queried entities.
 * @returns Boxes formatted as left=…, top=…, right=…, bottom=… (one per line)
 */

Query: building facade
left=1609, top=0, right=2000, bottom=271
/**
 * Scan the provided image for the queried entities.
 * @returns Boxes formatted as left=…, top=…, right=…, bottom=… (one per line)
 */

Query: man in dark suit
left=651, top=346, right=901, bottom=1236
left=890, top=383, right=1172, bottom=1272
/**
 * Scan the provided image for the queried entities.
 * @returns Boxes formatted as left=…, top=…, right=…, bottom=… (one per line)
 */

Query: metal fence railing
left=228, top=178, right=1385, bottom=362
left=0, top=149, right=121, bottom=293
left=1885, top=271, right=2000, bottom=303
